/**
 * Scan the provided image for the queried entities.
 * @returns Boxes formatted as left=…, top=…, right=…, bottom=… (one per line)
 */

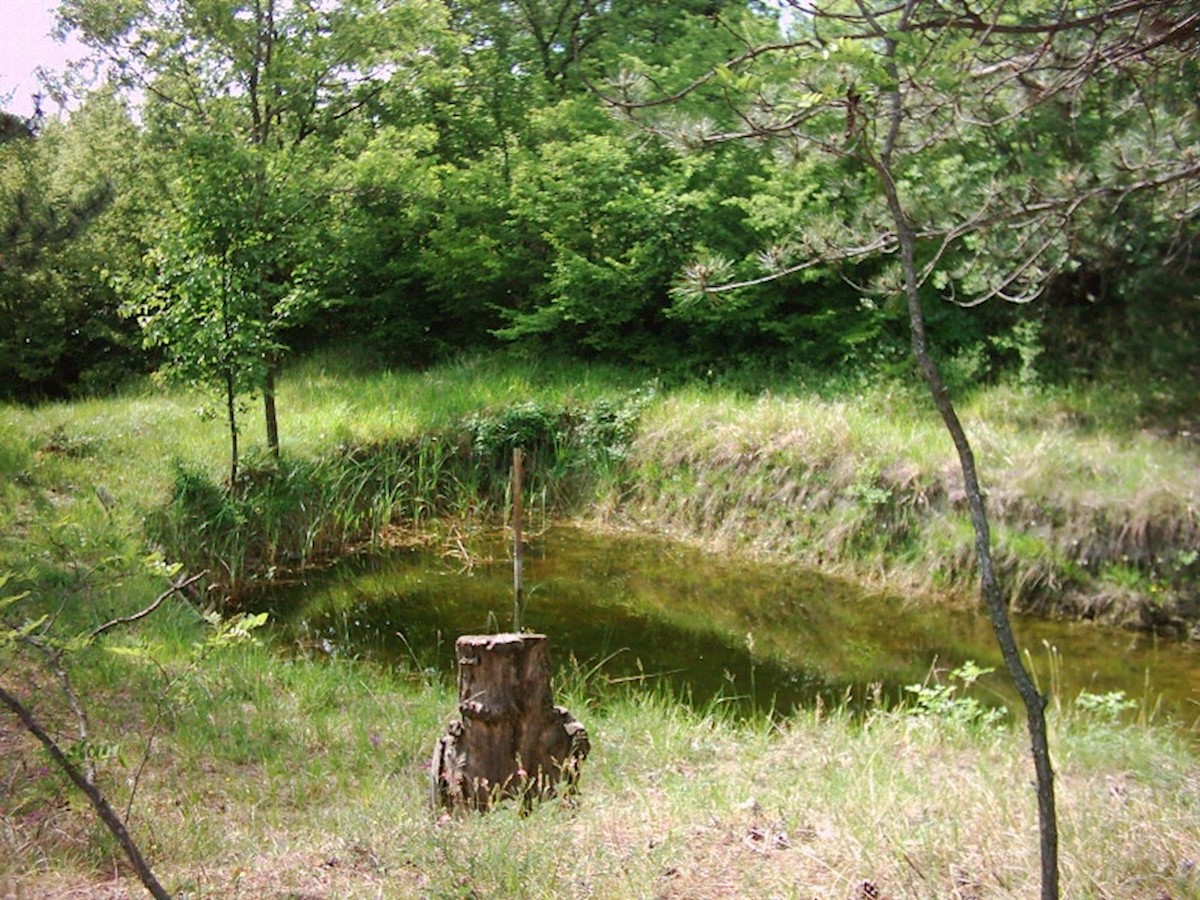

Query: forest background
left=3, top=0, right=1196, bottom=407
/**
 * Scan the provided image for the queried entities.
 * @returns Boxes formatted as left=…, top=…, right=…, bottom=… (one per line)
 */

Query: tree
left=125, top=134, right=280, bottom=485
left=60, top=0, right=452, bottom=458
left=0, top=102, right=130, bottom=399
left=495, top=100, right=769, bottom=365
left=386, top=4, right=785, bottom=368
left=610, top=2, right=1200, bottom=896
left=446, top=0, right=762, bottom=102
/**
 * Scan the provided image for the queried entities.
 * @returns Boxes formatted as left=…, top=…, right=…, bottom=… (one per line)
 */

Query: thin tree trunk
left=220, top=265, right=240, bottom=486
left=0, top=684, right=173, bottom=900
left=878, top=167, right=1059, bottom=899
left=263, top=356, right=280, bottom=460
left=225, top=369, right=239, bottom=486
left=864, top=10, right=1058, bottom=891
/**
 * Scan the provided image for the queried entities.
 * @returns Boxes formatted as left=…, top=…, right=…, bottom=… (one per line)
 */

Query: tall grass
left=2, top=350, right=1196, bottom=615
left=620, top=379, right=1199, bottom=628
left=3, top=635, right=1197, bottom=898
left=1, top=353, right=653, bottom=600
left=148, top=386, right=652, bottom=599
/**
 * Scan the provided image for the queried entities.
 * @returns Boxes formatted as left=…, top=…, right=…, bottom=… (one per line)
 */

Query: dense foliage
left=1, top=0, right=1196, bottom=407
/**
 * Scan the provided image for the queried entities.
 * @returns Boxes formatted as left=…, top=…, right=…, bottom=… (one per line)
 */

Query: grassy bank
left=2, top=351, right=1199, bottom=897
left=6, top=350, right=1194, bottom=628
left=623, top=380, right=1199, bottom=632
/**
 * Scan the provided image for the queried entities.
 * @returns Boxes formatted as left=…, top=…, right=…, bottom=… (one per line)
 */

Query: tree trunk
left=431, top=634, right=588, bottom=811
left=225, top=369, right=239, bottom=486
left=867, top=16, right=1058, bottom=892
left=263, top=356, right=280, bottom=460
left=876, top=162, right=1059, bottom=898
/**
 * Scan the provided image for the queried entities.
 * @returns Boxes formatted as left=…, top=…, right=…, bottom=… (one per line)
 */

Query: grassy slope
left=624, top=379, right=1199, bottom=628
left=1, top=351, right=1198, bottom=897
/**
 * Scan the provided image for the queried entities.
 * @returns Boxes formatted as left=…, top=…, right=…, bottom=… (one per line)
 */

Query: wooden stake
left=512, top=446, right=524, bottom=632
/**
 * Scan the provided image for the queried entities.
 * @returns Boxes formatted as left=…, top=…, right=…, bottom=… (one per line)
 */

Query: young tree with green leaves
left=59, top=0, right=453, bottom=460
left=610, top=2, right=1199, bottom=896
left=125, top=134, right=280, bottom=485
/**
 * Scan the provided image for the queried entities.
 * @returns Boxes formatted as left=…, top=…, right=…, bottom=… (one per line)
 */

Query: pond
left=259, top=525, right=1200, bottom=729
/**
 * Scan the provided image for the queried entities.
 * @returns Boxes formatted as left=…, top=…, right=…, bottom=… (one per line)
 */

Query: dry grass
left=3, top=669, right=1198, bottom=899
left=621, top=382, right=1200, bottom=629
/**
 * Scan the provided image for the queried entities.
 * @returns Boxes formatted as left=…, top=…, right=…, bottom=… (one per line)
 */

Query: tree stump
left=431, top=633, right=589, bottom=811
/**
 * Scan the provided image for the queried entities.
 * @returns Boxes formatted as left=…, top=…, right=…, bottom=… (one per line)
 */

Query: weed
left=1074, top=690, right=1138, bottom=721
left=905, top=661, right=1007, bottom=730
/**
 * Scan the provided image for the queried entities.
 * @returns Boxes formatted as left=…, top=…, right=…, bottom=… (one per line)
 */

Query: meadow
left=1, top=351, right=1198, bottom=897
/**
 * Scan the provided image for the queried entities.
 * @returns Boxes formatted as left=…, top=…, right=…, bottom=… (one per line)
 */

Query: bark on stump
left=431, top=633, right=589, bottom=811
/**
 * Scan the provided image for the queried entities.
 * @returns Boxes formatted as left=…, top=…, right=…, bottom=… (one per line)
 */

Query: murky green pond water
left=260, top=525, right=1199, bottom=728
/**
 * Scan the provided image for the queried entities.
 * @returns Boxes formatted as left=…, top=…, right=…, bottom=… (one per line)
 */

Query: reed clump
left=149, top=385, right=652, bottom=600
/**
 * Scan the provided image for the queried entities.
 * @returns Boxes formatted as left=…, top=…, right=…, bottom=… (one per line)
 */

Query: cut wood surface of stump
left=431, top=633, right=589, bottom=811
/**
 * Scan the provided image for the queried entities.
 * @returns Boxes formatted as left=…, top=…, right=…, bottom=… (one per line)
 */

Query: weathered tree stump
left=431, top=633, right=589, bottom=811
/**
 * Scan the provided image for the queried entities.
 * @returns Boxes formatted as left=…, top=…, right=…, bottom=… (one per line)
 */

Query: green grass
left=2, top=635, right=1197, bottom=898
left=0, top=352, right=655, bottom=598
left=280, top=351, right=649, bottom=451
left=2, top=351, right=1198, bottom=896
left=620, top=377, right=1198, bottom=625
left=3, top=350, right=1197, bottom=619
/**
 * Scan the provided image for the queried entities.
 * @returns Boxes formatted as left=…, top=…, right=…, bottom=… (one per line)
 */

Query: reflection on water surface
left=259, top=526, right=1199, bottom=727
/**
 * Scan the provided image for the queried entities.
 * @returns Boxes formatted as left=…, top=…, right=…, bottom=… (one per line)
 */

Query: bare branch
left=688, top=232, right=898, bottom=295
left=599, top=36, right=821, bottom=113
left=0, top=684, right=173, bottom=899
left=86, top=571, right=207, bottom=643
